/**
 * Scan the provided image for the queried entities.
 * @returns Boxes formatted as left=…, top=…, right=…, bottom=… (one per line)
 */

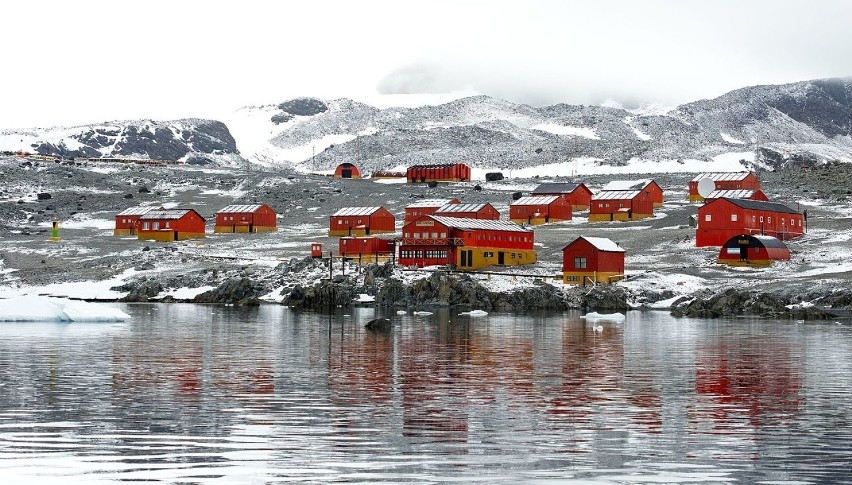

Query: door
left=173, top=231, right=179, bottom=241
left=498, top=252, right=505, bottom=265
left=342, top=169, right=352, bottom=178
left=460, top=250, right=468, bottom=267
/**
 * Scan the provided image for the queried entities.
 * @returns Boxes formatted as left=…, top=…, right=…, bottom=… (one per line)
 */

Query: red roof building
left=689, top=172, right=761, bottom=202
left=406, top=163, right=471, bottom=183
left=433, top=202, right=500, bottom=220
left=562, top=236, right=625, bottom=285
left=404, top=198, right=461, bottom=223
left=531, top=182, right=593, bottom=211
left=328, top=206, right=396, bottom=237
left=214, top=204, right=277, bottom=233
left=509, top=195, right=572, bottom=225
left=717, top=234, right=791, bottom=267
left=696, top=198, right=804, bottom=247
left=399, top=215, right=535, bottom=270
left=334, top=162, right=361, bottom=179
left=339, top=236, right=395, bottom=263
left=114, top=206, right=158, bottom=236
left=137, top=209, right=206, bottom=241
left=589, top=190, right=654, bottom=222
left=602, top=179, right=664, bottom=207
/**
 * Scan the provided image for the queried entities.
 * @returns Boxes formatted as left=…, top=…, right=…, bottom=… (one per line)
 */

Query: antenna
left=697, top=177, right=715, bottom=198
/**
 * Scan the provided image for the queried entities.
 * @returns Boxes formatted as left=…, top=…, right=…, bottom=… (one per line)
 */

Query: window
left=574, top=257, right=587, bottom=269
left=730, top=214, right=737, bottom=222
left=768, top=217, right=772, bottom=224
left=152, top=222, right=160, bottom=230
left=165, top=222, right=170, bottom=229
left=705, top=214, right=712, bottom=222
left=142, top=222, right=149, bottom=230
left=338, top=220, right=343, bottom=225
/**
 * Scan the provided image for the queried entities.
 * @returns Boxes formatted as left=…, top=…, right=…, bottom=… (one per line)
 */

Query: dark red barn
left=509, top=196, right=572, bottom=225
left=696, top=198, right=804, bottom=247
left=433, top=202, right=500, bottom=220
left=214, top=204, right=277, bottom=233
left=689, top=172, right=761, bottom=202
left=329, top=206, right=396, bottom=237
left=339, top=236, right=395, bottom=262
left=406, top=163, right=471, bottom=183
left=532, top=182, right=593, bottom=211
left=717, top=234, right=791, bottom=267
left=137, top=209, right=206, bottom=241
left=589, top=190, right=654, bottom=222
left=562, top=236, right=625, bottom=285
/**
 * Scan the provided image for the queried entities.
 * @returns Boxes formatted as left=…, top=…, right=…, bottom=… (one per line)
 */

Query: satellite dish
left=697, top=177, right=715, bottom=198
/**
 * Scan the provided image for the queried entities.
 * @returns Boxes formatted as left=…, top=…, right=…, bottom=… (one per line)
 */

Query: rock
left=485, top=172, right=504, bottom=182
left=331, top=274, right=347, bottom=284
left=37, top=192, right=52, bottom=200
left=193, top=277, right=267, bottom=304
left=365, top=317, right=392, bottom=331
left=123, top=193, right=134, bottom=199
left=117, top=280, right=164, bottom=302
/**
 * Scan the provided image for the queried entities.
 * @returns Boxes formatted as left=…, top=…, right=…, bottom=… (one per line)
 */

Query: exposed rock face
left=193, top=277, right=267, bottom=306
left=671, top=288, right=838, bottom=319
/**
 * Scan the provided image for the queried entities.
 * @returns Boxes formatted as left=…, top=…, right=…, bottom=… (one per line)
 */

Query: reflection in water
left=0, top=305, right=850, bottom=482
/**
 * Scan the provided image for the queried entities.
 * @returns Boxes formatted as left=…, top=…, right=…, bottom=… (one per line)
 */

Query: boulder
left=365, top=317, right=392, bottom=331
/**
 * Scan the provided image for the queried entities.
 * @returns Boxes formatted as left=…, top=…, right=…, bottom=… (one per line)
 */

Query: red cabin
left=704, top=189, right=768, bottom=202
left=717, top=234, right=791, bottom=267
left=532, top=182, right=593, bottom=211
left=562, top=236, right=625, bottom=285
left=509, top=196, right=572, bottom=225
left=138, top=209, right=206, bottom=242
left=696, top=198, right=804, bottom=247
left=114, top=206, right=158, bottom=236
left=214, top=204, right=277, bottom=233
left=328, top=206, right=396, bottom=237
left=689, top=172, right=761, bottom=202
left=602, top=179, right=664, bottom=207
left=406, top=163, right=471, bottom=183
left=398, top=215, right=535, bottom=270
left=589, top=190, right=654, bottom=222
left=339, top=236, right=395, bottom=262
left=310, top=243, right=323, bottom=258
left=404, top=198, right=461, bottom=223
left=433, top=202, right=500, bottom=220
left=334, top=162, right=361, bottom=179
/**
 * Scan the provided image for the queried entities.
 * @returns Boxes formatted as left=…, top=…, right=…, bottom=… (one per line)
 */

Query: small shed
left=433, top=202, right=500, bottom=220
left=602, top=179, right=664, bottom=207
left=404, top=198, right=461, bottom=223
left=214, top=204, right=277, bottom=233
left=138, top=209, right=206, bottom=242
left=334, top=163, right=362, bottom=179
left=114, top=206, right=158, bottom=235
left=717, top=234, right=790, bottom=267
left=329, top=206, right=396, bottom=237
left=339, top=236, right=395, bottom=263
left=310, top=243, right=324, bottom=258
left=509, top=195, right=572, bottom=225
left=562, top=236, right=625, bottom=285
left=531, top=182, right=593, bottom=211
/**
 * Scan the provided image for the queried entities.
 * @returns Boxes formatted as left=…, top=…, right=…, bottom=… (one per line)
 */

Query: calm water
left=1, top=304, right=851, bottom=484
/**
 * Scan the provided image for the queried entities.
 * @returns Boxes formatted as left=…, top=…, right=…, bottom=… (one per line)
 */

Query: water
left=1, top=304, right=851, bottom=484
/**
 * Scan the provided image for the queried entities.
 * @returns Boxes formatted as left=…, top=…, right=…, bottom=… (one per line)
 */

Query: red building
left=339, top=236, right=395, bottom=262
left=114, top=206, right=158, bottom=236
left=404, top=198, right=461, bottom=223
left=532, top=182, right=594, bottom=211
left=214, top=204, right=277, bottom=233
left=696, top=198, right=804, bottom=247
left=704, top=189, right=768, bottom=202
left=689, top=172, right=761, bottom=202
left=328, top=206, right=396, bottom=237
left=717, top=234, right=791, bottom=267
left=433, top=202, right=500, bottom=220
left=509, top=196, right=572, bottom=225
left=406, top=163, right=471, bottom=183
left=334, top=162, right=361, bottom=179
left=137, top=209, right=206, bottom=241
left=589, top=190, right=654, bottom=222
left=562, top=236, right=625, bottom=285
left=398, top=215, right=535, bottom=270
left=602, top=179, right=664, bottom=207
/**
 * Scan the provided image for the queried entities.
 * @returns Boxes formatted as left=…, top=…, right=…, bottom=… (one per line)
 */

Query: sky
left=2, top=0, right=851, bottom=130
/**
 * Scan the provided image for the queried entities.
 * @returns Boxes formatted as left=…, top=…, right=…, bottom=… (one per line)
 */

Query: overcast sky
left=2, top=0, right=851, bottom=129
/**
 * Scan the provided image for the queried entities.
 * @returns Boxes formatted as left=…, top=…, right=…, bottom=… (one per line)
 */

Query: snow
left=353, top=293, right=375, bottom=303
left=581, top=312, right=625, bottom=322
left=581, top=237, right=625, bottom=252
left=632, top=126, right=652, bottom=141
left=157, top=286, right=217, bottom=300
left=720, top=132, right=746, bottom=144
left=39, top=215, right=114, bottom=230
left=0, top=269, right=137, bottom=300
left=0, top=296, right=130, bottom=322
left=458, top=309, right=488, bottom=317
left=533, top=123, right=601, bottom=140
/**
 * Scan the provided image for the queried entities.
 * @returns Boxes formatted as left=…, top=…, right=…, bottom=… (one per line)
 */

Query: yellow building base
left=328, top=228, right=394, bottom=237
left=341, top=254, right=394, bottom=263
left=454, top=247, right=537, bottom=271
left=114, top=228, right=132, bottom=236
left=215, top=225, right=278, bottom=234
left=588, top=212, right=653, bottom=222
left=510, top=217, right=571, bottom=226
left=653, top=202, right=664, bottom=208
left=562, top=271, right=624, bottom=285
left=572, top=205, right=590, bottom=211
left=688, top=194, right=704, bottom=202
left=138, top=231, right=206, bottom=242
left=716, top=258, right=772, bottom=267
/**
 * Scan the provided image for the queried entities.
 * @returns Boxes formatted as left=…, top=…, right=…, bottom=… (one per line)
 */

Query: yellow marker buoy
left=48, top=220, right=62, bottom=242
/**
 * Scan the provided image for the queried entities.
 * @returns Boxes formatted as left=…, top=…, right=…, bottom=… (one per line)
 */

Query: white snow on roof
left=217, top=204, right=264, bottom=213
left=405, top=199, right=457, bottom=209
left=429, top=215, right=531, bottom=233
left=434, top=203, right=491, bottom=213
left=116, top=206, right=156, bottom=216
left=602, top=179, right=652, bottom=191
left=592, top=190, right=642, bottom=200
left=691, top=172, right=751, bottom=182
left=139, top=209, right=198, bottom=220
left=332, top=207, right=383, bottom=217
left=511, top=195, right=561, bottom=206
left=706, top=189, right=758, bottom=199
left=581, top=236, right=625, bottom=252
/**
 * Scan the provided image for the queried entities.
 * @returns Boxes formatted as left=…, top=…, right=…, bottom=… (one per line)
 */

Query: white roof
left=602, top=179, right=653, bottom=191
left=691, top=172, right=751, bottom=182
left=116, top=206, right=156, bottom=216
left=217, top=204, right=265, bottom=214
left=706, top=189, right=758, bottom=199
left=332, top=207, right=384, bottom=217
left=580, top=236, right=625, bottom=252
left=592, top=190, right=642, bottom=200
left=434, top=203, right=492, bottom=213
left=511, top=195, right=561, bottom=206
left=429, top=215, right=532, bottom=233
left=139, top=209, right=199, bottom=220
left=405, top=199, right=457, bottom=209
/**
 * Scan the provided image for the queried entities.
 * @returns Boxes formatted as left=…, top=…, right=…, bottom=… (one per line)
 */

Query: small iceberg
left=0, top=296, right=130, bottom=322
left=396, top=310, right=407, bottom=315
left=413, top=311, right=433, bottom=316
left=459, top=309, right=488, bottom=317
left=581, top=311, right=625, bottom=323
left=353, top=293, right=376, bottom=303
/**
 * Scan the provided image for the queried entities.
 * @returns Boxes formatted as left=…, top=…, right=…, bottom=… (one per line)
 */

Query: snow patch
left=533, top=123, right=601, bottom=140
left=0, top=296, right=130, bottom=322
left=720, top=132, right=746, bottom=144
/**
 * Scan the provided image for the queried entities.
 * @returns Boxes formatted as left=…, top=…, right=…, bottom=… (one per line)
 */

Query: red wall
left=689, top=173, right=761, bottom=197
left=406, top=163, right=471, bottom=182
left=590, top=194, right=654, bottom=216
left=510, top=199, right=572, bottom=221
left=696, top=199, right=804, bottom=246
left=562, top=238, right=624, bottom=273
left=330, top=207, right=396, bottom=234
left=115, top=215, right=142, bottom=230
left=215, top=205, right=277, bottom=227
left=339, top=237, right=394, bottom=256
left=566, top=185, right=593, bottom=208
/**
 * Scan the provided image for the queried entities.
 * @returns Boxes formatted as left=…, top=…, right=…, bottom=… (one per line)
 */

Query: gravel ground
left=1, top=156, right=851, bottom=304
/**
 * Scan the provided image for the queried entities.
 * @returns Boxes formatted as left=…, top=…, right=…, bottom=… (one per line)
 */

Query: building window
left=705, top=214, right=712, bottom=222
left=165, top=222, right=170, bottom=228
left=142, top=222, right=149, bottom=230
left=731, top=214, right=737, bottom=222
left=153, top=222, right=160, bottom=230
left=574, top=257, right=587, bottom=269
left=768, top=217, right=772, bottom=224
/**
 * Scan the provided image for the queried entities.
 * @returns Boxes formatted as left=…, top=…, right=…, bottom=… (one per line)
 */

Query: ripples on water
left=0, top=304, right=850, bottom=483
